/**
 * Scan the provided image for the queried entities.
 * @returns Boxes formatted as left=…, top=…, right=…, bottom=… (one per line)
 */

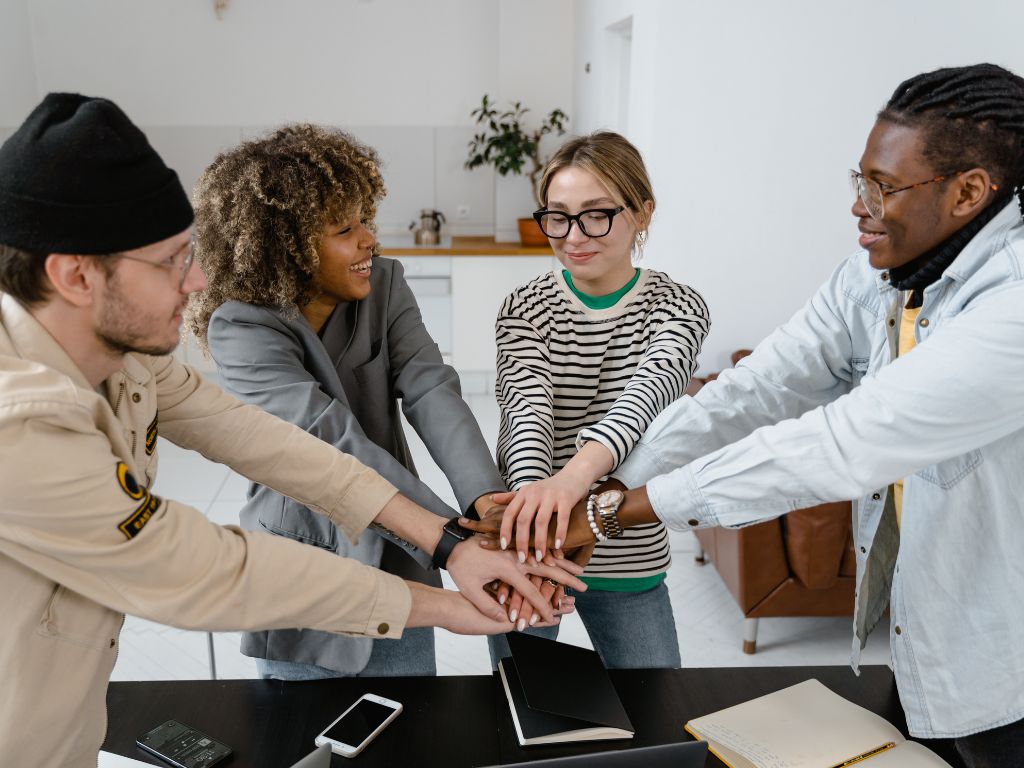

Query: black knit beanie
left=0, top=92, right=193, bottom=255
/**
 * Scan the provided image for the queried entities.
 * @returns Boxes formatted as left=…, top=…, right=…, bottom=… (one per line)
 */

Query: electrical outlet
left=456, top=205, right=470, bottom=221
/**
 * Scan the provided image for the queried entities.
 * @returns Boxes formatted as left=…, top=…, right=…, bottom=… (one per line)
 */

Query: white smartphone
left=314, top=693, right=403, bottom=758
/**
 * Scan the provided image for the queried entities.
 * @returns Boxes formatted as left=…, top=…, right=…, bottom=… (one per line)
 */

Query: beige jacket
left=0, top=294, right=410, bottom=767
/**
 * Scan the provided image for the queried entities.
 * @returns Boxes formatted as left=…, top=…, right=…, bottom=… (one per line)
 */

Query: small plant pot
left=517, top=217, right=549, bottom=247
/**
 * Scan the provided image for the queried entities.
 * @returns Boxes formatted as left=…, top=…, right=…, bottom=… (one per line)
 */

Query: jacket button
left=894, top=625, right=902, bottom=635
left=687, top=519, right=699, bottom=527
left=872, top=493, right=881, bottom=500
left=881, top=272, right=889, bottom=280
left=887, top=318, right=896, bottom=327
left=110, top=638, right=116, bottom=648
left=131, top=392, right=141, bottom=403
left=919, top=318, right=929, bottom=328
left=377, top=623, right=390, bottom=635
left=860, top=546, right=866, bottom=554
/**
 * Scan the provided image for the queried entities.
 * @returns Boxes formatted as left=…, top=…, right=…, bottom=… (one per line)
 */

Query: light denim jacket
left=616, top=201, right=1024, bottom=738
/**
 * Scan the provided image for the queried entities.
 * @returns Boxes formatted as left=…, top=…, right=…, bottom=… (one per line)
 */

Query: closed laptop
left=289, top=743, right=332, bottom=768
left=481, top=741, right=707, bottom=767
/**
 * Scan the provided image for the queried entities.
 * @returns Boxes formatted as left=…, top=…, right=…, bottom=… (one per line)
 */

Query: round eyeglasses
left=849, top=169, right=966, bottom=221
left=532, top=206, right=626, bottom=239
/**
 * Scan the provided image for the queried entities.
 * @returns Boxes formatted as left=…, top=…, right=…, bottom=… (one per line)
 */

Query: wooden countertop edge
left=379, top=236, right=552, bottom=257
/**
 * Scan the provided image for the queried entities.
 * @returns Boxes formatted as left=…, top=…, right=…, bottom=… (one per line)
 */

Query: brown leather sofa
left=689, top=351, right=856, bottom=653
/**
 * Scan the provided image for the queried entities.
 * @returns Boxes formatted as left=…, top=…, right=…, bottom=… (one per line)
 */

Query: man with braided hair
left=485, top=63, right=1024, bottom=765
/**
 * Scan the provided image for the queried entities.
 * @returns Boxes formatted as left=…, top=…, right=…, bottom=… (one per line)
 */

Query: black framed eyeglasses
left=533, top=206, right=626, bottom=239
left=112, top=238, right=196, bottom=290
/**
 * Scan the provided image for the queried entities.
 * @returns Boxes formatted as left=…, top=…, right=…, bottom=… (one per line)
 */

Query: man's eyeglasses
left=849, top=169, right=969, bottom=221
left=112, top=238, right=195, bottom=289
left=533, top=206, right=626, bottom=239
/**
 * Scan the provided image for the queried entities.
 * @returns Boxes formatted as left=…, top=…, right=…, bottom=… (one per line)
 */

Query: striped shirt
left=495, top=268, right=710, bottom=578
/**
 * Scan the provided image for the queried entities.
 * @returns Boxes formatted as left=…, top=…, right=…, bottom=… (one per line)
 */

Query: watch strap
left=431, top=517, right=468, bottom=570
left=598, top=505, right=624, bottom=538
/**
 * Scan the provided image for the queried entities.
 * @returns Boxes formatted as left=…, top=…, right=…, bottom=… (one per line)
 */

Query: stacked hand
left=494, top=473, right=592, bottom=562
left=445, top=524, right=588, bottom=629
left=459, top=495, right=601, bottom=629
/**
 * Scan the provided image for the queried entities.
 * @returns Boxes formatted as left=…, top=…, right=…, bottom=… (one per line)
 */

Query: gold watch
left=595, top=489, right=625, bottom=539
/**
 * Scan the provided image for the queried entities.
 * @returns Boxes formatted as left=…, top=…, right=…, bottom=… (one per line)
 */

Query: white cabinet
left=392, top=256, right=453, bottom=357
left=451, top=256, right=556, bottom=371
left=392, top=254, right=556, bottom=374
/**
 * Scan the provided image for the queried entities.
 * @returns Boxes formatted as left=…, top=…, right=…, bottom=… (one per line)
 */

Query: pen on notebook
left=826, top=741, right=897, bottom=768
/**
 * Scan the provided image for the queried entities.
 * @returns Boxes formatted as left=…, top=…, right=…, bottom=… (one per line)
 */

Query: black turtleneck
left=888, top=195, right=1010, bottom=308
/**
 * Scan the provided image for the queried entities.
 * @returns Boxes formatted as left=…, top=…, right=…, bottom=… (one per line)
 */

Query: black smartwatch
left=431, top=517, right=471, bottom=570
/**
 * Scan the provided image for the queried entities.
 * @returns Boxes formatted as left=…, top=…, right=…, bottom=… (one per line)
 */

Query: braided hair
left=879, top=63, right=1024, bottom=219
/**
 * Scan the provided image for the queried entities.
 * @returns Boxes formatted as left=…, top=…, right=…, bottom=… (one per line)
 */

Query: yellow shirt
left=893, top=299, right=922, bottom=526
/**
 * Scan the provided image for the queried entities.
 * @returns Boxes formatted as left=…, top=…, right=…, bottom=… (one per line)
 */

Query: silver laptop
left=289, top=743, right=332, bottom=768
left=482, top=741, right=707, bottom=767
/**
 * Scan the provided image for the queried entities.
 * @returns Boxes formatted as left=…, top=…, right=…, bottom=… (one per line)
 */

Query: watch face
left=445, top=517, right=471, bottom=541
left=595, top=489, right=624, bottom=508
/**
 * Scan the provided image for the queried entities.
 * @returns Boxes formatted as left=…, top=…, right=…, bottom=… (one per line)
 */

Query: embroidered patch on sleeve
left=115, top=462, right=162, bottom=539
left=116, top=462, right=145, bottom=500
left=145, top=414, right=158, bottom=456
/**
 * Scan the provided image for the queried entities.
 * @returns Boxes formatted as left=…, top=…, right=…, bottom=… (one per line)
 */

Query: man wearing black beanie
left=0, top=94, right=582, bottom=767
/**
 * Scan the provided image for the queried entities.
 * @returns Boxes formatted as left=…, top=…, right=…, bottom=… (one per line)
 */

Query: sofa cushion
left=782, top=502, right=852, bottom=590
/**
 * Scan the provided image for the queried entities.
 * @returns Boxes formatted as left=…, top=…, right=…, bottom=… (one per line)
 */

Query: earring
left=633, top=229, right=648, bottom=262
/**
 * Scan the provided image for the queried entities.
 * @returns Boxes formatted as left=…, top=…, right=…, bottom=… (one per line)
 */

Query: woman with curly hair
left=187, top=124, right=509, bottom=680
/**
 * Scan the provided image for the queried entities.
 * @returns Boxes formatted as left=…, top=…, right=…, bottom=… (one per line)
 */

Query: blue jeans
left=487, top=580, right=680, bottom=670
left=255, top=627, right=436, bottom=680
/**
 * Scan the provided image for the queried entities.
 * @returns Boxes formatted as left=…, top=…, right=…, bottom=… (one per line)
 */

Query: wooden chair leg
left=743, top=618, right=759, bottom=654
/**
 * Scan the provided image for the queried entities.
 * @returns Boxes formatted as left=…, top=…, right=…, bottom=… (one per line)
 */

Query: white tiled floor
left=113, top=393, right=891, bottom=681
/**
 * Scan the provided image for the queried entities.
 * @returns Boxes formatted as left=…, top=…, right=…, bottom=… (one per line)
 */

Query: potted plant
left=465, top=94, right=568, bottom=246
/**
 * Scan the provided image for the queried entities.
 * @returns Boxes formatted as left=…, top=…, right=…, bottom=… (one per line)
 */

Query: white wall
left=0, top=0, right=37, bottom=130
left=25, top=0, right=500, bottom=126
left=573, top=0, right=1024, bottom=371
left=493, top=0, right=575, bottom=240
left=6, top=0, right=574, bottom=238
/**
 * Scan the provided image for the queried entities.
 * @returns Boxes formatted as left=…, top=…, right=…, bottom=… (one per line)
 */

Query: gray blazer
left=207, top=256, right=505, bottom=673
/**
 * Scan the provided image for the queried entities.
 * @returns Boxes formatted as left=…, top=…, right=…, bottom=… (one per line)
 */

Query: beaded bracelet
left=586, top=495, right=607, bottom=542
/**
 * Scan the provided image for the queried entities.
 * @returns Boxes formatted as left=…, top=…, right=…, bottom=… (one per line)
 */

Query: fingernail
left=518, top=551, right=526, bottom=564
left=509, top=609, right=517, bottom=623
left=500, top=537, right=507, bottom=550
left=529, top=614, right=538, bottom=626
left=499, top=593, right=506, bottom=605
left=555, top=538, right=562, bottom=550
left=535, top=548, right=543, bottom=561
left=517, top=618, right=526, bottom=631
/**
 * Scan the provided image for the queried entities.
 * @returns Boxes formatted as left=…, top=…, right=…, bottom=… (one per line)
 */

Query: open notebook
left=684, top=679, right=953, bottom=768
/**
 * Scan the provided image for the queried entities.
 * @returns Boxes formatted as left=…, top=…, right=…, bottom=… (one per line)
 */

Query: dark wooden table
left=103, top=665, right=963, bottom=767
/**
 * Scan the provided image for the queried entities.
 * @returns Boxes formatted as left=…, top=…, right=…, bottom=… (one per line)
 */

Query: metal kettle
left=409, top=208, right=445, bottom=245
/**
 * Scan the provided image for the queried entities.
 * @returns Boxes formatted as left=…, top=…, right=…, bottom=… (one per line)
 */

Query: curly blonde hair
left=186, top=124, right=385, bottom=349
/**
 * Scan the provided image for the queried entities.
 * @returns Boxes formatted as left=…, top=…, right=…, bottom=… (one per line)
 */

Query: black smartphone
left=135, top=719, right=232, bottom=768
